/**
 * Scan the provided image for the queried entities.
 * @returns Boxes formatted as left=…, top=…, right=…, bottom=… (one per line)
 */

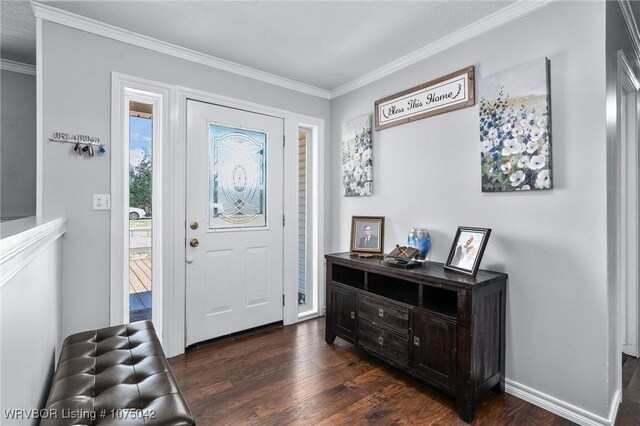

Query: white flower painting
left=479, top=58, right=552, bottom=192
left=342, top=114, right=373, bottom=197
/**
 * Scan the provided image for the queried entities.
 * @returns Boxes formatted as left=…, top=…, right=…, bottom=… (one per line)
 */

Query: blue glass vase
left=408, top=228, right=431, bottom=261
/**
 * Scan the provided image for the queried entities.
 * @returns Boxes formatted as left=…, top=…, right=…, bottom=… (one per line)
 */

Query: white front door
left=185, top=100, right=284, bottom=346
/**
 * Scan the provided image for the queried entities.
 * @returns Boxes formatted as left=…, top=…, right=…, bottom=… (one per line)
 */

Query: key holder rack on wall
left=49, top=132, right=106, bottom=158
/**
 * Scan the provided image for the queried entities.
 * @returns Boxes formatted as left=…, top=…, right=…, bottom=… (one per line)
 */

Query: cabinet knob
left=350, top=311, right=355, bottom=320
left=378, top=308, right=384, bottom=318
left=378, top=336, right=384, bottom=346
left=413, top=336, right=420, bottom=347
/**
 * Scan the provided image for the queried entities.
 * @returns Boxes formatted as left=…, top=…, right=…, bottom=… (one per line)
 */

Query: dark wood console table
left=325, top=253, right=507, bottom=423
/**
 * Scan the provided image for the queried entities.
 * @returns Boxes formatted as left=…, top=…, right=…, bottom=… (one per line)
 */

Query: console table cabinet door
left=332, top=284, right=357, bottom=340
left=412, top=311, right=457, bottom=390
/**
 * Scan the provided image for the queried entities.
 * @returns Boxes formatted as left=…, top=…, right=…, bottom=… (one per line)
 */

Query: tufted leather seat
left=42, top=321, right=194, bottom=425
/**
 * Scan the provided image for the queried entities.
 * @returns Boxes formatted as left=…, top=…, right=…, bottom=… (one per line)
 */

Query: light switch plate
left=93, top=194, right=111, bottom=210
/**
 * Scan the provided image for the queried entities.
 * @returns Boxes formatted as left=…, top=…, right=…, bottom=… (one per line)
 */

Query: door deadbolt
left=190, top=221, right=199, bottom=230
left=189, top=238, right=199, bottom=248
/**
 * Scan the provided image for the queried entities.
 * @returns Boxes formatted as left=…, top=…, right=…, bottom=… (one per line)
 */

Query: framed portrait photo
left=444, top=227, right=491, bottom=277
left=350, top=216, right=385, bottom=256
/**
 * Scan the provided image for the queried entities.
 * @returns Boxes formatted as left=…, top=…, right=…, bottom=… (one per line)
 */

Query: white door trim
left=110, top=73, right=172, bottom=346
left=295, top=116, right=326, bottom=321
left=171, top=86, right=313, bottom=354
left=617, top=50, right=640, bottom=359
left=282, top=115, right=299, bottom=326
left=36, top=17, right=43, bottom=216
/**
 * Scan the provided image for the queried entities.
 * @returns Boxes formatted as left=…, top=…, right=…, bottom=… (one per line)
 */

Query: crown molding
left=0, top=59, right=36, bottom=76
left=30, top=1, right=331, bottom=100
left=330, top=0, right=553, bottom=98
left=619, top=0, right=640, bottom=63
left=31, top=0, right=555, bottom=100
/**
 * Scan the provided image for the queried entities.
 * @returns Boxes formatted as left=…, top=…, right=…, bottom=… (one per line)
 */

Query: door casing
left=296, top=119, right=326, bottom=321
left=111, top=76, right=325, bottom=357
left=617, top=51, right=640, bottom=360
left=110, top=73, right=172, bottom=343
left=166, top=86, right=323, bottom=356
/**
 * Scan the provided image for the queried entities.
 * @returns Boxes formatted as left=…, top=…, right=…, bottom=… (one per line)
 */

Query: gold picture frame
left=350, top=216, right=385, bottom=256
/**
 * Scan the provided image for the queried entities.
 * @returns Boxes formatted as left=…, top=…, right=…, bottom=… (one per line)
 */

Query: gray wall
left=39, top=1, right=633, bottom=419
left=41, top=21, right=331, bottom=339
left=331, top=1, right=612, bottom=419
left=1, top=70, right=36, bottom=218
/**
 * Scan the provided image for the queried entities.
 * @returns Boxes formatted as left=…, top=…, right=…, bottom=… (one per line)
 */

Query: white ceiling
left=2, top=1, right=515, bottom=90
left=1, top=0, right=36, bottom=64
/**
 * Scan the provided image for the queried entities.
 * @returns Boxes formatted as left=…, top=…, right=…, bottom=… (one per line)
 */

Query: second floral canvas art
left=479, top=58, right=552, bottom=192
left=342, top=114, right=373, bottom=197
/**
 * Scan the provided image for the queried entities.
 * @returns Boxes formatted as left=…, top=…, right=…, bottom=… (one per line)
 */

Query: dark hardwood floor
left=616, top=355, right=640, bottom=425
left=169, top=318, right=575, bottom=425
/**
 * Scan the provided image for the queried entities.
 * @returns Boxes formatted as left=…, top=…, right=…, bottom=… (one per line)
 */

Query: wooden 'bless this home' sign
left=374, top=66, right=475, bottom=131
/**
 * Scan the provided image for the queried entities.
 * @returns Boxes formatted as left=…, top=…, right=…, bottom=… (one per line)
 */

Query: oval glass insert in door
left=209, top=124, right=267, bottom=229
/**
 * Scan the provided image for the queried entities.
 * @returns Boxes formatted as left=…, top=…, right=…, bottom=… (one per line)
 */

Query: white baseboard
left=608, top=389, right=622, bottom=426
left=505, top=379, right=620, bottom=426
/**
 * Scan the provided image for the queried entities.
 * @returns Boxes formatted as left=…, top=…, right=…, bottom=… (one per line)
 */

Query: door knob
left=190, top=221, right=199, bottom=230
left=189, top=238, right=199, bottom=247
left=186, top=257, right=194, bottom=264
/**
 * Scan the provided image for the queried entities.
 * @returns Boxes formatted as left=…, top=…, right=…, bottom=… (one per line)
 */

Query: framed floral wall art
left=342, top=114, right=372, bottom=196
left=478, top=58, right=552, bottom=192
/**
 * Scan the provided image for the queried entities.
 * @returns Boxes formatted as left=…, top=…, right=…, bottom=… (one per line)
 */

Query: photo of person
left=358, top=224, right=378, bottom=249
left=450, top=232, right=482, bottom=270
left=350, top=216, right=385, bottom=254
left=445, top=227, right=491, bottom=277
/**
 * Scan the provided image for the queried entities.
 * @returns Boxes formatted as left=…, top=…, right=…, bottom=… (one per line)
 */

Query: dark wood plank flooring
left=169, top=318, right=576, bottom=425
left=616, top=355, right=640, bottom=425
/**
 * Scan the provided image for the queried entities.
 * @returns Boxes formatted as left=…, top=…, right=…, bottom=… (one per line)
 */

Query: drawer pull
left=413, top=336, right=420, bottom=347
left=378, top=308, right=384, bottom=317
left=350, top=311, right=355, bottom=320
left=378, top=336, right=384, bottom=346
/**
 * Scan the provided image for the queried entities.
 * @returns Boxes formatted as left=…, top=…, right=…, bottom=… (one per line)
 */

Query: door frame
left=110, top=73, right=173, bottom=342
left=168, top=86, right=324, bottom=355
left=296, top=117, right=326, bottom=320
left=617, top=50, right=640, bottom=358
left=111, top=77, right=325, bottom=356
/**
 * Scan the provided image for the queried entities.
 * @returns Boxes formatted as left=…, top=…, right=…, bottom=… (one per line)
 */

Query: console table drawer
left=358, top=321, right=409, bottom=366
left=358, top=294, right=409, bottom=335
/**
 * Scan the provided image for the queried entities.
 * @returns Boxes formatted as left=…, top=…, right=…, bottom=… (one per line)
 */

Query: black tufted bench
left=41, top=321, right=194, bottom=425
